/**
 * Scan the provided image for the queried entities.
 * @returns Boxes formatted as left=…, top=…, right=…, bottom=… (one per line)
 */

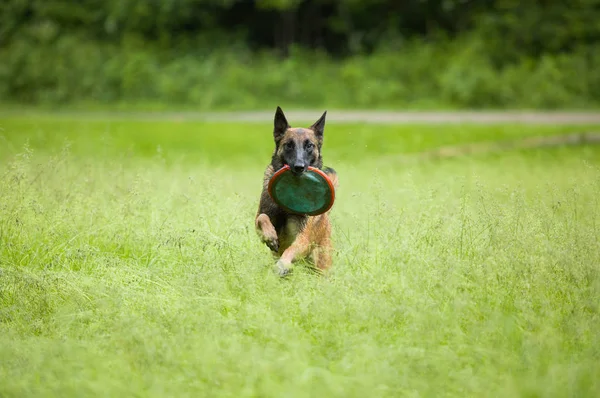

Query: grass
left=1, top=115, right=599, bottom=397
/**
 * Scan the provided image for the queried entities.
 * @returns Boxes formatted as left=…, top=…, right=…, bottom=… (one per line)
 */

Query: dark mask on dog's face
left=272, top=107, right=326, bottom=175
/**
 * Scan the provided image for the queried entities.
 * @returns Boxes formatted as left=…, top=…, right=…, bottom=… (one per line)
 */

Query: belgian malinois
left=255, top=107, right=338, bottom=276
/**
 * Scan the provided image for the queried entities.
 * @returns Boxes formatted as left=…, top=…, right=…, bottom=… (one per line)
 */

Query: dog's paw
left=263, top=235, right=279, bottom=253
left=275, top=260, right=292, bottom=277
left=257, top=215, right=279, bottom=252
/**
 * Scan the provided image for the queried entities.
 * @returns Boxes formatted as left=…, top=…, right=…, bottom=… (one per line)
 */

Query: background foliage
left=1, top=0, right=600, bottom=109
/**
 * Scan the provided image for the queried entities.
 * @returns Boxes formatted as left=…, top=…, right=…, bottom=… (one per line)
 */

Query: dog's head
left=272, top=106, right=327, bottom=175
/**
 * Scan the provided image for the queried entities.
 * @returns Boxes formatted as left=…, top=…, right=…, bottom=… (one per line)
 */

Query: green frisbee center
left=272, top=171, right=332, bottom=215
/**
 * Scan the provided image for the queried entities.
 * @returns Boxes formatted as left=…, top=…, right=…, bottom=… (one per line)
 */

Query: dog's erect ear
left=274, top=106, right=290, bottom=142
left=311, top=111, right=327, bottom=139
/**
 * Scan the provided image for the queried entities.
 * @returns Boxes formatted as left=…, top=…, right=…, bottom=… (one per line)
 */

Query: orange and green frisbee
left=268, top=165, right=336, bottom=216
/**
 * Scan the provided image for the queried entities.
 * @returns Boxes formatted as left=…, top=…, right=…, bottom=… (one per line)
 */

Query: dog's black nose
left=293, top=164, right=305, bottom=174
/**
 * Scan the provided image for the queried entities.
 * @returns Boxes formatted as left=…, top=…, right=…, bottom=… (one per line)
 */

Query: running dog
left=255, top=107, right=338, bottom=276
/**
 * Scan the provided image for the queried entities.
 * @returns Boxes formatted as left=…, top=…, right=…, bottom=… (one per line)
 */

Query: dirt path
left=3, top=110, right=600, bottom=124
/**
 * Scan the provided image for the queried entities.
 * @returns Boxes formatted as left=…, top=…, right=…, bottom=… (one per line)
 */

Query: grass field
left=1, top=115, right=599, bottom=397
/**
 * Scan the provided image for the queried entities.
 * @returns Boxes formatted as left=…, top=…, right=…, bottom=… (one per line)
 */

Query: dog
left=255, top=106, right=338, bottom=276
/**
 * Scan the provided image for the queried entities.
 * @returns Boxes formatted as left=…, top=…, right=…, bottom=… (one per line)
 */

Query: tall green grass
left=1, top=117, right=599, bottom=397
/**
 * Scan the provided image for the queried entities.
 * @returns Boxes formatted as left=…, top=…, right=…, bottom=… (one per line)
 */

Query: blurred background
left=1, top=0, right=599, bottom=111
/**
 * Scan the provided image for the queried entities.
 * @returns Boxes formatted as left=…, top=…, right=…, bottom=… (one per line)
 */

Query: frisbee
left=268, top=165, right=335, bottom=216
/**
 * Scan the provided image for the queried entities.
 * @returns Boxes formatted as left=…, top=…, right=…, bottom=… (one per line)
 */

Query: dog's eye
left=306, top=142, right=314, bottom=150
left=284, top=142, right=294, bottom=150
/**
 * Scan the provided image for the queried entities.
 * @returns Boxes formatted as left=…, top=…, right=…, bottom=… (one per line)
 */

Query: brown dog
left=255, top=107, right=338, bottom=276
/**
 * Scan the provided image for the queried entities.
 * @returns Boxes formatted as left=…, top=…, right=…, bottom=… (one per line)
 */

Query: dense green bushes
left=2, top=35, right=598, bottom=110
left=1, top=0, right=599, bottom=109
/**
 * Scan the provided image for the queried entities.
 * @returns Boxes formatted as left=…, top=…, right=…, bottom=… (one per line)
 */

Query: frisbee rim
left=268, top=165, right=336, bottom=216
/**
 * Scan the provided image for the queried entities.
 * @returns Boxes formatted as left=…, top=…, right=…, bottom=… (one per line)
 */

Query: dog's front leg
left=276, top=231, right=312, bottom=277
left=256, top=213, right=279, bottom=252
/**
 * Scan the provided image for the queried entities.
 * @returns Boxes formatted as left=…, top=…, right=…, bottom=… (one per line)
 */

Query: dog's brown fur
left=255, top=107, right=338, bottom=276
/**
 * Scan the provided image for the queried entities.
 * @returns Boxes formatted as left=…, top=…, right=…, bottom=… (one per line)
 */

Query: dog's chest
left=278, top=216, right=304, bottom=251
